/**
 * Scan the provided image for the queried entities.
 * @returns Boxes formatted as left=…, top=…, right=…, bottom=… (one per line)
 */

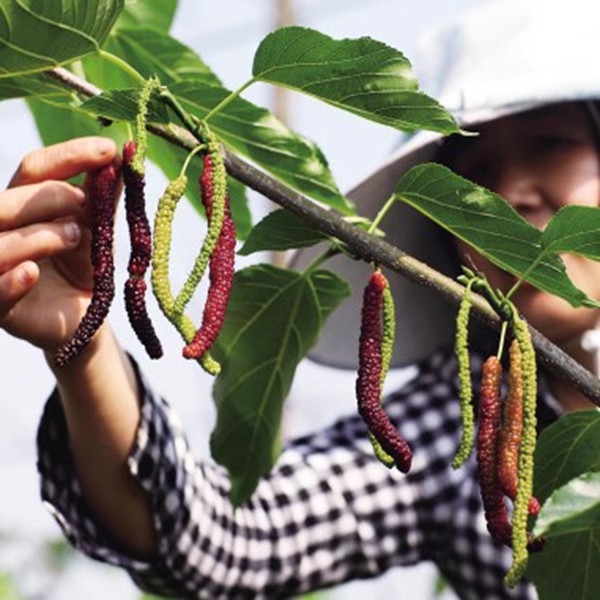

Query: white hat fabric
left=295, top=0, right=600, bottom=369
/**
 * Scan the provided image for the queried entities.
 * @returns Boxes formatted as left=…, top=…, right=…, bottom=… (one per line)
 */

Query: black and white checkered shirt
left=36, top=350, right=562, bottom=599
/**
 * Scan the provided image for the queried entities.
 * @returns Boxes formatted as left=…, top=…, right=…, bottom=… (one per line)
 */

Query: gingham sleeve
left=37, top=351, right=550, bottom=600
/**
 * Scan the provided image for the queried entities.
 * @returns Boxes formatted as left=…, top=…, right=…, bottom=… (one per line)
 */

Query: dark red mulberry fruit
left=356, top=270, right=412, bottom=473
left=122, top=141, right=163, bottom=359
left=182, top=184, right=236, bottom=361
left=477, top=355, right=512, bottom=546
left=54, top=163, right=118, bottom=366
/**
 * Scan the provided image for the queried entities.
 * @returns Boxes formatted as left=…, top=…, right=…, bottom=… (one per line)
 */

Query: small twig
left=47, top=67, right=103, bottom=97
left=45, top=67, right=600, bottom=406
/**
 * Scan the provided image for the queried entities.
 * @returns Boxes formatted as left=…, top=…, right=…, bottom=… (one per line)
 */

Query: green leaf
left=80, top=80, right=353, bottom=215
left=211, top=265, right=350, bottom=505
left=541, top=205, right=600, bottom=259
left=173, top=81, right=353, bottom=215
left=238, top=209, right=327, bottom=255
left=533, top=471, right=600, bottom=538
left=80, top=25, right=352, bottom=214
left=0, top=71, right=65, bottom=100
left=87, top=26, right=221, bottom=89
left=26, top=95, right=128, bottom=163
left=532, top=411, right=600, bottom=502
left=0, top=0, right=124, bottom=78
left=252, top=26, right=459, bottom=135
left=526, top=411, right=600, bottom=600
left=226, top=177, right=253, bottom=242
left=115, top=0, right=178, bottom=32
left=81, top=88, right=170, bottom=123
left=394, top=163, right=600, bottom=308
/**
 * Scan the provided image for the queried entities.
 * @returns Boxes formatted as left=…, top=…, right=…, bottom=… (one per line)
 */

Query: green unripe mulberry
left=504, top=310, right=538, bottom=588
left=452, top=279, right=475, bottom=469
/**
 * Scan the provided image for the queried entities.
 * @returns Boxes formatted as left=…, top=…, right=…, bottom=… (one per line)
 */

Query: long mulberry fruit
left=173, top=134, right=227, bottom=317
left=357, top=270, right=412, bottom=473
left=54, top=163, right=118, bottom=366
left=182, top=176, right=236, bottom=361
left=497, top=339, right=540, bottom=516
left=453, top=279, right=475, bottom=469
left=504, top=312, right=540, bottom=587
left=477, top=355, right=512, bottom=546
left=122, top=141, right=163, bottom=359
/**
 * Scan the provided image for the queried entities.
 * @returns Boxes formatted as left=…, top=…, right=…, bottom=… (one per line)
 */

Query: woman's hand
left=0, top=137, right=118, bottom=352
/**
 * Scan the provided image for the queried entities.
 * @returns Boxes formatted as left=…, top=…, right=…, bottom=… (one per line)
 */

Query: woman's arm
left=0, top=137, right=156, bottom=557
left=45, top=324, right=157, bottom=558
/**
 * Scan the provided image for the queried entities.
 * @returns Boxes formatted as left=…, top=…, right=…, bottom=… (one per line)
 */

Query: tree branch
left=47, top=67, right=600, bottom=406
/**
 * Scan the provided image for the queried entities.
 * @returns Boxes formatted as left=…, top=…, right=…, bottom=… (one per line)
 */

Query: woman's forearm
left=46, top=325, right=157, bottom=559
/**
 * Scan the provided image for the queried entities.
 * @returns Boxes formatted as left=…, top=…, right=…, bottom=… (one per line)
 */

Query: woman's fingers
left=0, top=261, right=40, bottom=320
left=0, top=180, right=85, bottom=231
left=0, top=220, right=82, bottom=274
left=9, top=137, right=117, bottom=188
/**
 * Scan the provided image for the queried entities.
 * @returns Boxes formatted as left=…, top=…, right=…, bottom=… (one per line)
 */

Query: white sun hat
left=294, top=0, right=600, bottom=369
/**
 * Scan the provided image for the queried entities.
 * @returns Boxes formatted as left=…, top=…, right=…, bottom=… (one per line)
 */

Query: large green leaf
left=85, top=26, right=221, bottom=90
left=533, top=471, right=600, bottom=538
left=0, top=0, right=124, bottom=78
left=114, top=0, right=177, bottom=32
left=252, top=26, right=459, bottom=135
left=79, top=25, right=353, bottom=214
left=211, top=264, right=350, bottom=506
left=394, top=163, right=600, bottom=308
left=79, top=87, right=170, bottom=123
left=532, top=411, right=600, bottom=503
left=169, top=81, right=354, bottom=215
left=527, top=411, right=600, bottom=600
left=80, top=80, right=353, bottom=215
left=0, top=71, right=65, bottom=99
left=238, top=208, right=327, bottom=256
left=79, top=26, right=240, bottom=225
left=541, top=205, right=600, bottom=259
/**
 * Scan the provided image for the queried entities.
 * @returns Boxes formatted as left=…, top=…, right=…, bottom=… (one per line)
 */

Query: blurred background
left=0, top=0, right=488, bottom=598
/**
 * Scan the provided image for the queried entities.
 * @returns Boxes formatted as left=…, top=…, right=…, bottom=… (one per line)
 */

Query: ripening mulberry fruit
left=122, top=141, right=163, bottom=359
left=54, top=163, right=118, bottom=366
left=182, top=184, right=236, bottom=361
left=173, top=145, right=227, bottom=317
left=497, top=339, right=539, bottom=516
left=357, top=270, right=412, bottom=473
left=476, top=355, right=512, bottom=546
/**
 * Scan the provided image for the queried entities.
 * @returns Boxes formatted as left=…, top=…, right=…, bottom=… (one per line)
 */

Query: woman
left=1, top=1, right=599, bottom=598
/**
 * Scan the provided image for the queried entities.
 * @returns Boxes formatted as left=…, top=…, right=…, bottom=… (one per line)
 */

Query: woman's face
left=443, top=102, right=600, bottom=345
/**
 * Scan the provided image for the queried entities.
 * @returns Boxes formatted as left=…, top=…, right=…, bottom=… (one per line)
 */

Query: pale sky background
left=0, top=1, right=488, bottom=598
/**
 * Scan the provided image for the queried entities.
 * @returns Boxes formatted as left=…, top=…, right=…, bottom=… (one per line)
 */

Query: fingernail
left=95, top=138, right=115, bottom=157
left=73, top=188, right=86, bottom=204
left=64, top=222, right=81, bottom=244
left=18, top=265, right=35, bottom=285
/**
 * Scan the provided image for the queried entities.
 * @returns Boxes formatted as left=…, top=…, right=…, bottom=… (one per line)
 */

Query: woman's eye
left=532, top=135, right=576, bottom=153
